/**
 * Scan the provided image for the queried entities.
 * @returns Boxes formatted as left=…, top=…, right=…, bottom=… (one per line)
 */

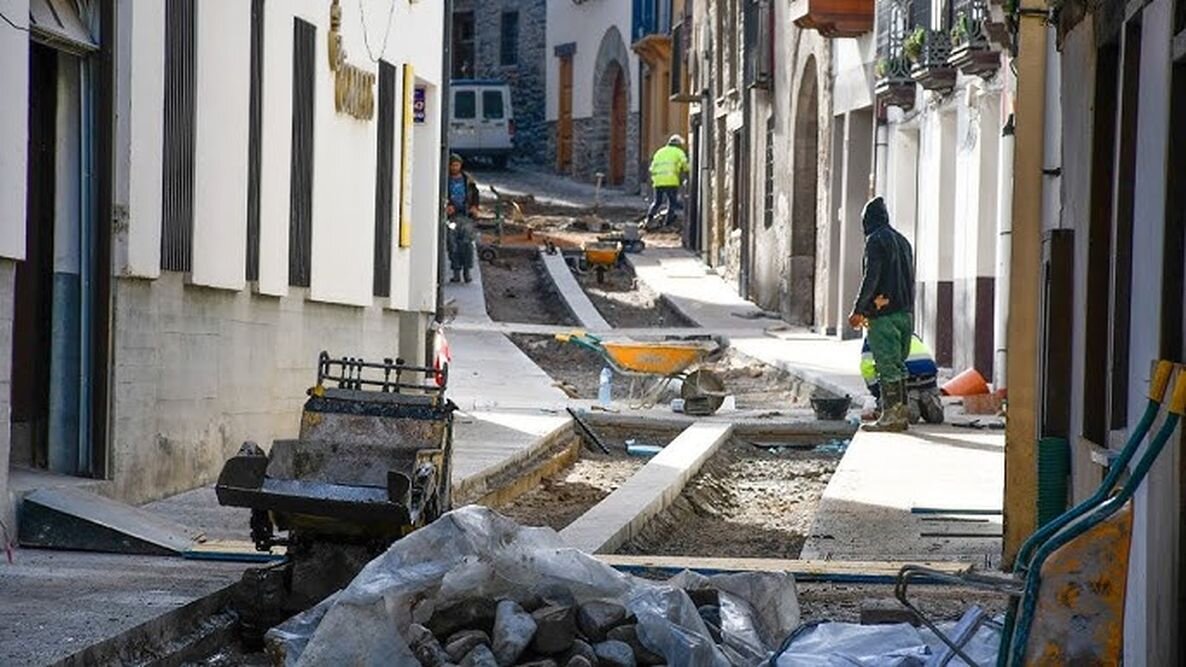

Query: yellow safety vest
left=649, top=145, right=689, bottom=188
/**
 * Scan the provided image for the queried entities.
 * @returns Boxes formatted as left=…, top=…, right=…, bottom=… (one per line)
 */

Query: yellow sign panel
left=399, top=64, right=414, bottom=247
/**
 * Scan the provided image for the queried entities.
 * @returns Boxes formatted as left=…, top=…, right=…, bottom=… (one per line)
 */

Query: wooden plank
left=595, top=554, right=973, bottom=583
left=184, top=539, right=286, bottom=563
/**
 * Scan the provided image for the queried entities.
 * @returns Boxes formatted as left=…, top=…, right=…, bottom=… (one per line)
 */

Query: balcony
left=947, top=0, right=1004, bottom=77
left=875, top=56, right=916, bottom=111
left=632, top=0, right=673, bottom=44
left=791, top=0, right=874, bottom=38
left=907, top=28, right=956, bottom=92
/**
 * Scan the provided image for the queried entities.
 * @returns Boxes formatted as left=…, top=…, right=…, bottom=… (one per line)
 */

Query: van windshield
left=455, top=91, right=476, bottom=119
left=482, top=91, right=504, bottom=120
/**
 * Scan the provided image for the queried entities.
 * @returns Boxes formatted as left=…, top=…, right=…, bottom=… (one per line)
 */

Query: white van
left=449, top=80, right=515, bottom=167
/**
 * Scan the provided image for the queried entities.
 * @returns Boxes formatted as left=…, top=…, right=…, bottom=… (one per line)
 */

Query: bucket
left=810, top=395, right=852, bottom=421
left=941, top=368, right=990, bottom=397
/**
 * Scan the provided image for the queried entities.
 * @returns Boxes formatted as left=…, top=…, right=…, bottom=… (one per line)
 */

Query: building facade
left=1, top=0, right=445, bottom=528
left=873, top=0, right=1010, bottom=371
left=1035, top=0, right=1185, bottom=658
left=546, top=0, right=642, bottom=189
left=632, top=0, right=691, bottom=193
left=450, top=0, right=548, bottom=162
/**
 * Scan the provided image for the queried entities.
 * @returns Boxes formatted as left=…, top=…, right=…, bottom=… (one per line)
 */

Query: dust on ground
left=480, top=247, right=577, bottom=325
left=495, top=426, right=680, bottom=531
left=574, top=259, right=695, bottom=328
left=510, top=333, right=607, bottom=399
left=617, top=439, right=842, bottom=559
left=715, top=348, right=814, bottom=411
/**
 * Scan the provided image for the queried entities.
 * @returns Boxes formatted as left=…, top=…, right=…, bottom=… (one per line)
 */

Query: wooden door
left=557, top=55, right=573, bottom=172
left=610, top=68, right=626, bottom=185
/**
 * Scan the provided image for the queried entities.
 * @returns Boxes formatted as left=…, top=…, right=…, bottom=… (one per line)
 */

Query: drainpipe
left=1002, top=3, right=1048, bottom=567
left=435, top=0, right=453, bottom=326
left=993, top=114, right=1014, bottom=391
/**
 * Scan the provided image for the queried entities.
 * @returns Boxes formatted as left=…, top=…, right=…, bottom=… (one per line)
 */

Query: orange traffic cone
left=941, top=368, right=990, bottom=396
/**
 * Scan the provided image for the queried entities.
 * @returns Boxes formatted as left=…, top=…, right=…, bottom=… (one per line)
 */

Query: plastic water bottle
left=598, top=367, right=613, bottom=407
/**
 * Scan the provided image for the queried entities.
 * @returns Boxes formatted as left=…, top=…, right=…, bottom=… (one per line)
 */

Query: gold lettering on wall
left=328, top=0, right=375, bottom=121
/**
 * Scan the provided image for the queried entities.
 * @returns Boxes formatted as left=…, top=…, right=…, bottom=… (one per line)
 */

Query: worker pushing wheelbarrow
left=556, top=332, right=728, bottom=415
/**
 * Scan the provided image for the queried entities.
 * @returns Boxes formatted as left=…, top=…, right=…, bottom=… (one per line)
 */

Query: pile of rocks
left=407, top=587, right=728, bottom=667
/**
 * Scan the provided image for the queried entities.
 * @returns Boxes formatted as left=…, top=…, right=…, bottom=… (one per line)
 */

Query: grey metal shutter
left=161, top=0, right=196, bottom=272
left=246, top=0, right=264, bottom=281
left=288, top=19, right=315, bottom=288
left=373, top=61, right=396, bottom=298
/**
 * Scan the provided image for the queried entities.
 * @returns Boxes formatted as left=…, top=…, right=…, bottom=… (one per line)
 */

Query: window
left=501, top=11, right=519, bottom=66
left=482, top=91, right=504, bottom=119
left=763, top=115, right=774, bottom=228
left=161, top=0, right=196, bottom=272
left=373, top=62, right=396, bottom=297
left=289, top=19, right=315, bottom=288
left=452, top=11, right=475, bottom=78
left=246, top=0, right=264, bottom=281
left=455, top=90, right=476, bottom=119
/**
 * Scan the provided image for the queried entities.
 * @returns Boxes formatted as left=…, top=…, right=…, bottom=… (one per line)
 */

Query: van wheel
left=492, top=155, right=508, bottom=169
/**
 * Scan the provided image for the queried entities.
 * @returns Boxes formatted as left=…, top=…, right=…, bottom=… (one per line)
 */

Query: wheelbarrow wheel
left=596, top=266, right=607, bottom=284
left=681, top=368, right=726, bottom=415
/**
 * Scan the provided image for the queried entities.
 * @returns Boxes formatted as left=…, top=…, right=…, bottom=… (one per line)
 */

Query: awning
left=29, top=0, right=99, bottom=56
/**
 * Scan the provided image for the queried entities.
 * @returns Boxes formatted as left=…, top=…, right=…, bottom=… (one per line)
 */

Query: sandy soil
left=797, top=583, right=1009, bottom=624
left=480, top=248, right=577, bottom=325
left=574, top=260, right=695, bottom=329
left=617, top=439, right=842, bottom=559
left=495, top=427, right=677, bottom=532
left=715, top=348, right=814, bottom=411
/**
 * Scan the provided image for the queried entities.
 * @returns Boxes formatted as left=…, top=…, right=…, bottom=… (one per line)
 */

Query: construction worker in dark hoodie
left=849, top=196, right=916, bottom=432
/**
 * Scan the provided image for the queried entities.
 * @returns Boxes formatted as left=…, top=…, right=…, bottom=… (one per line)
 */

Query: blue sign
left=413, top=87, right=426, bottom=123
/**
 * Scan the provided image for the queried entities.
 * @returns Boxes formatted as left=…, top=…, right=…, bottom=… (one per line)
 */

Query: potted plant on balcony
left=909, top=28, right=956, bottom=93
left=874, top=55, right=916, bottom=112
left=948, top=6, right=1002, bottom=77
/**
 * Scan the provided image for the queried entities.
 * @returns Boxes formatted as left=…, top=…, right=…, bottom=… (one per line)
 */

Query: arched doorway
left=609, top=65, right=627, bottom=185
left=789, top=58, right=819, bottom=325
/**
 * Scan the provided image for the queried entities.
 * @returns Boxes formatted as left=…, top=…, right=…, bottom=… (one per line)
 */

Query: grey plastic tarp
left=773, top=619, right=1001, bottom=667
left=266, top=506, right=801, bottom=666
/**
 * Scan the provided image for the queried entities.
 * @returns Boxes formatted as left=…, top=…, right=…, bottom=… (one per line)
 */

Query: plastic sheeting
left=267, top=506, right=799, bottom=667
left=773, top=619, right=1001, bottom=667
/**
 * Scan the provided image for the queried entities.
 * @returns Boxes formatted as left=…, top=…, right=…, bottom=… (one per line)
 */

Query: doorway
left=12, top=39, right=103, bottom=478
left=558, top=54, right=573, bottom=173
left=609, top=64, right=627, bottom=186
left=790, top=59, right=820, bottom=325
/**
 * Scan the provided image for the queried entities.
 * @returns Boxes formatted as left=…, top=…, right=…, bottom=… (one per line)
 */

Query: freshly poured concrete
left=560, top=422, right=733, bottom=553
left=539, top=250, right=612, bottom=331
left=801, top=424, right=1004, bottom=564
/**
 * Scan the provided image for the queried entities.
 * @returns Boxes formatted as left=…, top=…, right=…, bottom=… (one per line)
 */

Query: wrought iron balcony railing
left=948, top=0, right=1003, bottom=77
left=907, top=28, right=956, bottom=92
left=874, top=0, right=916, bottom=111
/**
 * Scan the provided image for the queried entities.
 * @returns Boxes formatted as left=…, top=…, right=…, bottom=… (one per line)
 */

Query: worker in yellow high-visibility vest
left=645, top=135, right=689, bottom=230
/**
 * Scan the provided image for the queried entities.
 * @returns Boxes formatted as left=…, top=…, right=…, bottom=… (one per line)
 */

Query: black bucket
left=810, top=395, right=852, bottom=421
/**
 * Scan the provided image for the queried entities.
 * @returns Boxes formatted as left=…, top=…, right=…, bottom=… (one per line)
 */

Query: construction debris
left=266, top=506, right=801, bottom=666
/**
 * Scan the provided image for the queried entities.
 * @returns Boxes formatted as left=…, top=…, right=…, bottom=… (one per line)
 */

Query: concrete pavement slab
left=540, top=250, right=611, bottom=330
left=560, top=422, right=733, bottom=554
left=801, top=424, right=1004, bottom=564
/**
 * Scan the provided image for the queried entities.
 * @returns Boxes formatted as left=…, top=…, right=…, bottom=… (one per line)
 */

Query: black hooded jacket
left=852, top=197, right=915, bottom=318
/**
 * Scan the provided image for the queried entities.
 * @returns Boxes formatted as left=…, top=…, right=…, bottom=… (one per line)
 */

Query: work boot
left=862, top=379, right=908, bottom=433
left=463, top=268, right=472, bottom=283
left=450, top=269, right=461, bottom=283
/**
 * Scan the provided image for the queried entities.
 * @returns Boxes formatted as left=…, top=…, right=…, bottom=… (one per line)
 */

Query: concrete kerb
left=451, top=418, right=576, bottom=505
left=574, top=409, right=857, bottom=438
left=539, top=248, right=612, bottom=331
left=560, top=422, right=733, bottom=554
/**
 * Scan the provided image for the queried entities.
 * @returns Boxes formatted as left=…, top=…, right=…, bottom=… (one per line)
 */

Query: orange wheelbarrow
left=556, top=332, right=727, bottom=415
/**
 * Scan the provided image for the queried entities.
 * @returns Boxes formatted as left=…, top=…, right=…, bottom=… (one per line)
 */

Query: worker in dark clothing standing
left=444, top=154, right=480, bottom=283
left=849, top=196, right=916, bottom=432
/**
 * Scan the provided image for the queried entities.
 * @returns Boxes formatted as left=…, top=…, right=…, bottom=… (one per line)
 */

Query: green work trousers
left=868, top=311, right=913, bottom=384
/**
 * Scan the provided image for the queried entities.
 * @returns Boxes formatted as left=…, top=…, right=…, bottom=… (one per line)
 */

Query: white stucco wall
left=0, top=0, right=30, bottom=260
left=545, top=0, right=639, bottom=121
left=191, top=0, right=251, bottom=291
left=1124, top=0, right=1178, bottom=661
left=116, top=0, right=165, bottom=278
left=832, top=35, right=875, bottom=115
left=254, top=0, right=445, bottom=303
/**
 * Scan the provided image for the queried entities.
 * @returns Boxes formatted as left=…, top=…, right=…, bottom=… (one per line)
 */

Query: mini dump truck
left=215, top=352, right=456, bottom=642
left=216, top=352, right=455, bottom=552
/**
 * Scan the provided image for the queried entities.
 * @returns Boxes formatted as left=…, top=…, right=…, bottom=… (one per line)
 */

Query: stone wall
left=550, top=113, right=641, bottom=192
left=106, top=274, right=418, bottom=504
left=453, top=0, right=548, bottom=163
left=0, top=259, right=14, bottom=533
